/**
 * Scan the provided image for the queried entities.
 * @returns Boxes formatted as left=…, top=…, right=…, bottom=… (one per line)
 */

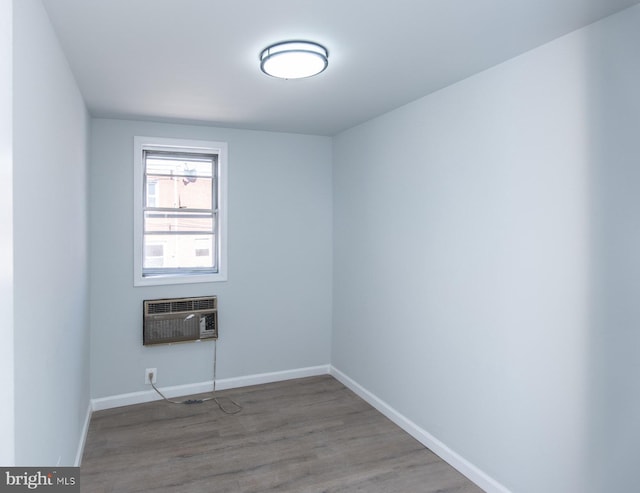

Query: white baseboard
left=75, top=402, right=92, bottom=466
left=91, top=365, right=330, bottom=412
left=329, top=366, right=511, bottom=493
left=86, top=363, right=508, bottom=493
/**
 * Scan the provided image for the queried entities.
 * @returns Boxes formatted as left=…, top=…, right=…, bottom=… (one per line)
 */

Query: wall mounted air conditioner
left=143, top=296, right=218, bottom=346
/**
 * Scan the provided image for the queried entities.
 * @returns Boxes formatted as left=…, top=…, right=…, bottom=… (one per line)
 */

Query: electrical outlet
left=145, top=368, right=157, bottom=385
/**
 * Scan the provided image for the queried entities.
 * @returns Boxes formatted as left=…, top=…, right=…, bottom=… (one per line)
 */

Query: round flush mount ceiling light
left=260, top=41, right=329, bottom=79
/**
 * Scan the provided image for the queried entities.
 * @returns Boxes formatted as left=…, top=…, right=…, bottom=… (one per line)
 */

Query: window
left=194, top=238, right=210, bottom=258
left=134, top=137, right=227, bottom=286
left=146, top=180, right=158, bottom=207
left=144, top=243, right=165, bottom=267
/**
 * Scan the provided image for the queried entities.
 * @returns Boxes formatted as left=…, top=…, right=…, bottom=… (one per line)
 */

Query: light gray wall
left=13, top=0, right=90, bottom=466
left=332, top=5, right=640, bottom=493
left=586, top=6, right=640, bottom=493
left=90, top=119, right=332, bottom=398
left=0, top=0, right=14, bottom=466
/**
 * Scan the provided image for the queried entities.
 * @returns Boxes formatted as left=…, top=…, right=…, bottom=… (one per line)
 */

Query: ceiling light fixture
left=260, top=41, right=329, bottom=79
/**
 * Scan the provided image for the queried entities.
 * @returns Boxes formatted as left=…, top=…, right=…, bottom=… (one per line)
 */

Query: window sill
left=134, top=272, right=227, bottom=287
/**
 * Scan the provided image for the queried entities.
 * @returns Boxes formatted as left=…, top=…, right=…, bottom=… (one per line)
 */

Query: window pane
left=145, top=175, right=214, bottom=210
left=145, top=244, right=164, bottom=257
left=145, top=154, right=213, bottom=178
left=143, top=234, right=216, bottom=270
left=144, top=211, right=214, bottom=233
left=144, top=243, right=164, bottom=268
left=146, top=181, right=158, bottom=207
left=194, top=238, right=210, bottom=257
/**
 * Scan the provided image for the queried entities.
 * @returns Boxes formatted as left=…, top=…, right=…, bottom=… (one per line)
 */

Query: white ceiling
left=41, top=0, right=640, bottom=136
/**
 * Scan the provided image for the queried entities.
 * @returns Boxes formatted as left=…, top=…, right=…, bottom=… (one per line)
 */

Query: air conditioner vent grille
left=172, top=300, right=190, bottom=313
left=147, top=302, right=171, bottom=314
left=145, top=297, right=217, bottom=315
left=194, top=298, right=215, bottom=310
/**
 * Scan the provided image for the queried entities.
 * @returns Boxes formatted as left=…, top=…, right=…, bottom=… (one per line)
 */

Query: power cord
left=149, top=339, right=242, bottom=414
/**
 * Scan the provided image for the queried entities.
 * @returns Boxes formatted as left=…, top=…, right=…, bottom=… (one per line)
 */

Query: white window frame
left=133, top=136, right=228, bottom=286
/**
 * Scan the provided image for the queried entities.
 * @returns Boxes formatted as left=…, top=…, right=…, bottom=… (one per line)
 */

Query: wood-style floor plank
left=81, top=375, right=483, bottom=492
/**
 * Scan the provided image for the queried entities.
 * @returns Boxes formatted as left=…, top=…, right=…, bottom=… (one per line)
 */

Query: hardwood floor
left=81, top=375, right=483, bottom=492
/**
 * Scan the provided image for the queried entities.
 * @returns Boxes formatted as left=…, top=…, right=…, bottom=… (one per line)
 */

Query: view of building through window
left=142, top=151, right=218, bottom=275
